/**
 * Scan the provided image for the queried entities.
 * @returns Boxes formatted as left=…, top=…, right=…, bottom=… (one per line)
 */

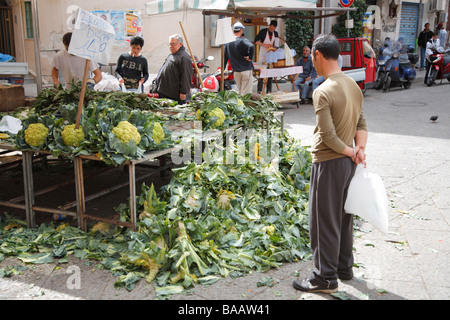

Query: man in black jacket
left=156, top=34, right=193, bottom=104
left=224, top=22, right=254, bottom=95
left=418, top=23, right=434, bottom=70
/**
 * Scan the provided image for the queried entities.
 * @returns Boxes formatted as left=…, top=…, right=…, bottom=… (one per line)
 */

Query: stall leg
left=159, top=155, right=166, bottom=177
left=22, top=151, right=36, bottom=228
left=128, top=163, right=137, bottom=231
left=74, top=157, right=86, bottom=231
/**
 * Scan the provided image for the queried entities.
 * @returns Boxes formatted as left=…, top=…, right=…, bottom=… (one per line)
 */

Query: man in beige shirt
left=292, top=34, right=367, bottom=294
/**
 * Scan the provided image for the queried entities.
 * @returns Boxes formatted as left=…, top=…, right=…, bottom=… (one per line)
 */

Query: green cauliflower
left=112, top=121, right=141, bottom=145
left=152, top=122, right=164, bottom=144
left=208, top=107, right=225, bottom=127
left=24, top=123, right=49, bottom=147
left=61, top=124, right=85, bottom=147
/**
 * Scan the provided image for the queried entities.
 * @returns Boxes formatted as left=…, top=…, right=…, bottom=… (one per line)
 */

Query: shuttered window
left=24, top=1, right=33, bottom=39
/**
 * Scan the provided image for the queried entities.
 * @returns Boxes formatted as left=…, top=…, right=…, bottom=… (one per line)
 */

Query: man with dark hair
left=115, top=36, right=149, bottom=90
left=224, top=22, right=255, bottom=95
left=156, top=34, right=193, bottom=104
left=51, top=32, right=102, bottom=89
left=418, top=23, right=434, bottom=70
left=255, top=20, right=279, bottom=93
left=292, top=34, right=368, bottom=294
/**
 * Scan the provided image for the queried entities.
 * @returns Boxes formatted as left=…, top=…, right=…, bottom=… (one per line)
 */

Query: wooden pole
left=179, top=21, right=204, bottom=89
left=220, top=44, right=225, bottom=91
left=75, top=59, right=90, bottom=129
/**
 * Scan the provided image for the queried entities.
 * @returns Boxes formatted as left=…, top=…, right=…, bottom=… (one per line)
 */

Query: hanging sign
left=340, top=0, right=354, bottom=7
left=68, top=8, right=115, bottom=65
left=215, top=17, right=235, bottom=46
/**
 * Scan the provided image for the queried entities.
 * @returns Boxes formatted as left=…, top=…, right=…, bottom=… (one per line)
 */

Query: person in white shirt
left=424, top=33, right=440, bottom=84
left=437, top=23, right=448, bottom=49
left=51, top=32, right=102, bottom=89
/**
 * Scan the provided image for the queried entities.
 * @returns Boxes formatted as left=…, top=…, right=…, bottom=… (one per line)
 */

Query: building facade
left=1, top=0, right=448, bottom=88
left=322, top=0, right=449, bottom=48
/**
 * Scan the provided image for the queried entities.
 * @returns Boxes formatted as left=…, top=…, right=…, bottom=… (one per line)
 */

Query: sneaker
left=292, top=278, right=338, bottom=294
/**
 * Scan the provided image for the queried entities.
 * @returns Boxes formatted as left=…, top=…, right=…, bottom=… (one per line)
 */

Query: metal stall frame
left=0, top=143, right=172, bottom=231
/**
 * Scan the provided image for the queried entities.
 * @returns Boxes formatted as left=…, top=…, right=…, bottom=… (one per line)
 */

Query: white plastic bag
left=344, top=164, right=389, bottom=234
left=121, top=83, right=143, bottom=93
left=0, top=115, right=22, bottom=134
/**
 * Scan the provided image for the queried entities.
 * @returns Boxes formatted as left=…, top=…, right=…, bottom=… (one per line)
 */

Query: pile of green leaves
left=32, top=80, right=175, bottom=115
left=113, top=130, right=312, bottom=293
left=190, top=91, right=281, bottom=130
left=11, top=100, right=173, bottom=166
left=0, top=131, right=312, bottom=298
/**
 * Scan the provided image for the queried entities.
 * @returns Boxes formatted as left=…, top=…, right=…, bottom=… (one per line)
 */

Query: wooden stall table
left=258, top=65, right=303, bottom=93
left=0, top=121, right=249, bottom=232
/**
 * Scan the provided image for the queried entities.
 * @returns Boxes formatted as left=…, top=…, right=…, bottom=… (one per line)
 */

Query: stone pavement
left=1, top=69, right=449, bottom=303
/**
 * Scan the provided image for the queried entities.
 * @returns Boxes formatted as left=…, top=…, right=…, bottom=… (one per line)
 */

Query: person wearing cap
left=254, top=20, right=280, bottom=93
left=224, top=22, right=255, bottom=95
left=437, top=23, right=448, bottom=49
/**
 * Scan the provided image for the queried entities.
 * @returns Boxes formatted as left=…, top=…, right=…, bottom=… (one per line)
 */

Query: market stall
left=0, top=85, right=284, bottom=231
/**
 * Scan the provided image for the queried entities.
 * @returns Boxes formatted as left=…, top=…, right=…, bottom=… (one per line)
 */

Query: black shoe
left=292, top=278, right=338, bottom=294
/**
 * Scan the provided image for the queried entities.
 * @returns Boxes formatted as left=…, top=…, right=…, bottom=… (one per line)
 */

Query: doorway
left=0, top=1, right=15, bottom=57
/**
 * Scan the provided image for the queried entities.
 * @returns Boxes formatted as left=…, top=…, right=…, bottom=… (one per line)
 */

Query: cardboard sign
left=68, top=8, right=115, bottom=65
left=215, top=17, right=235, bottom=46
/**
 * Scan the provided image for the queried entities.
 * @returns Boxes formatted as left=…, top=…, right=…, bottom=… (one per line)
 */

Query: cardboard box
left=0, top=84, right=25, bottom=112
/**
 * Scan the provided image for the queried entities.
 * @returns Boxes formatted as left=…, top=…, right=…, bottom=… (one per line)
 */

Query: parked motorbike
left=425, top=46, right=450, bottom=86
left=191, top=61, right=236, bottom=95
left=382, top=45, right=417, bottom=91
left=202, top=66, right=235, bottom=92
left=374, top=38, right=393, bottom=90
left=191, top=55, right=214, bottom=89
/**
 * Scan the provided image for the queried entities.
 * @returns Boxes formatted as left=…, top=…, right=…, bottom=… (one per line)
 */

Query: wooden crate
left=0, top=84, right=25, bottom=112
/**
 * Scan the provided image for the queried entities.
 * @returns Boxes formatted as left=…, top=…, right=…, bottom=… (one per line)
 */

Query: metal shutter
left=399, top=2, right=420, bottom=48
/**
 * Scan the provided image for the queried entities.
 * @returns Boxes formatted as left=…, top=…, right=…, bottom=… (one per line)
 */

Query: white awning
left=233, top=0, right=317, bottom=9
left=145, top=0, right=230, bottom=15
left=145, top=0, right=317, bottom=15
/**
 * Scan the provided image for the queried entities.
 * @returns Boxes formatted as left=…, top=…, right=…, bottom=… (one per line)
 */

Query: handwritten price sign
left=68, top=8, right=115, bottom=65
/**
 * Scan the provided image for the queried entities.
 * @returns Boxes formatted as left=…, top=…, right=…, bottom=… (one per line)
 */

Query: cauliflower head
left=208, top=107, right=225, bottom=127
left=24, top=123, right=49, bottom=147
left=61, top=124, right=85, bottom=147
left=216, top=189, right=236, bottom=210
left=112, top=121, right=141, bottom=145
left=152, top=122, right=164, bottom=144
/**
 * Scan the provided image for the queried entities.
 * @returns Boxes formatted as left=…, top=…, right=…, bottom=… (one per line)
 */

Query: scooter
left=425, top=46, right=450, bottom=86
left=382, top=47, right=416, bottom=91
left=374, top=38, right=393, bottom=90
left=202, top=67, right=235, bottom=92
left=191, top=55, right=214, bottom=89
